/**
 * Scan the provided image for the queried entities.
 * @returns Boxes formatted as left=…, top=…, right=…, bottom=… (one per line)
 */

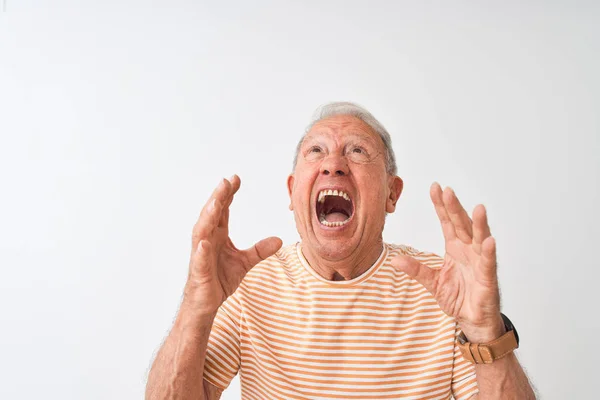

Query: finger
left=224, top=174, right=241, bottom=207
left=443, top=187, right=473, bottom=244
left=430, top=182, right=456, bottom=241
left=210, top=177, right=235, bottom=209
left=189, top=239, right=217, bottom=280
left=478, top=236, right=498, bottom=283
left=472, top=204, right=491, bottom=255
left=191, top=198, right=224, bottom=250
left=390, top=254, right=439, bottom=296
left=219, top=174, right=242, bottom=228
left=241, top=236, right=283, bottom=270
left=191, top=178, right=234, bottom=248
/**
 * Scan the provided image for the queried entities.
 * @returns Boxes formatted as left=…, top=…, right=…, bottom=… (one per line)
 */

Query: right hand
left=183, top=175, right=282, bottom=316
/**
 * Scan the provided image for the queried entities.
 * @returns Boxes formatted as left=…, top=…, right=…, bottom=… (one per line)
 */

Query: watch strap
left=457, top=329, right=519, bottom=364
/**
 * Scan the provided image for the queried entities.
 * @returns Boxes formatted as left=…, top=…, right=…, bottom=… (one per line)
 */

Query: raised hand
left=184, top=175, right=282, bottom=316
left=391, top=182, right=505, bottom=343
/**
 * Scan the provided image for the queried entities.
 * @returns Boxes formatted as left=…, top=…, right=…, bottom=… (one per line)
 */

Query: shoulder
left=242, top=243, right=299, bottom=282
left=235, top=243, right=300, bottom=305
left=385, top=242, right=445, bottom=269
left=384, top=243, right=457, bottom=323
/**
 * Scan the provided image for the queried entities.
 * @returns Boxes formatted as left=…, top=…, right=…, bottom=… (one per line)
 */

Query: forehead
left=305, top=115, right=381, bottom=144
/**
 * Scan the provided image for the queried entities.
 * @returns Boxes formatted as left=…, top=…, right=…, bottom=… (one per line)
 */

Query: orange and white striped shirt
left=203, top=243, right=479, bottom=399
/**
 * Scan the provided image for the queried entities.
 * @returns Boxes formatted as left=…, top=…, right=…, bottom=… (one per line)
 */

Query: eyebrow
left=303, top=131, right=376, bottom=144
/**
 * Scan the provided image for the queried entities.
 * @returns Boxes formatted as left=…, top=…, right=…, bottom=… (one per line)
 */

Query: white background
left=1, top=1, right=598, bottom=399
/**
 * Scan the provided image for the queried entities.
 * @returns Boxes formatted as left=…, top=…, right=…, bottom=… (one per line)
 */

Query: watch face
left=501, top=313, right=519, bottom=345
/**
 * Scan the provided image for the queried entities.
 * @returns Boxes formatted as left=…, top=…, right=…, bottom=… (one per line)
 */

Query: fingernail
left=229, top=174, right=236, bottom=182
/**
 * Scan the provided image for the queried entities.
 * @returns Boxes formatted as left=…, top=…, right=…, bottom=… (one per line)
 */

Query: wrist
left=459, top=314, right=506, bottom=343
left=176, top=302, right=217, bottom=331
left=181, top=282, right=223, bottom=318
left=457, top=313, right=520, bottom=365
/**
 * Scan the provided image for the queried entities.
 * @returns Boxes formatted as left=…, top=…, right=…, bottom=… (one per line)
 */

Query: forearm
left=474, top=352, right=536, bottom=399
left=146, top=304, right=216, bottom=400
left=463, top=318, right=536, bottom=400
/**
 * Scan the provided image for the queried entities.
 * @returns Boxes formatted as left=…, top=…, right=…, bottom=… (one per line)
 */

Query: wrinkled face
left=287, top=115, right=403, bottom=261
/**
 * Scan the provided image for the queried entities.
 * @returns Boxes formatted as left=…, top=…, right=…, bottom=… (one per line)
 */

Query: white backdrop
left=1, top=1, right=598, bottom=399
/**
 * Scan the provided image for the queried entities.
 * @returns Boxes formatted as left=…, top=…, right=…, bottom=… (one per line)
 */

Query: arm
left=145, top=175, right=281, bottom=400
left=391, top=183, right=535, bottom=399
left=145, top=308, right=221, bottom=400
left=472, top=353, right=535, bottom=399
left=465, top=319, right=536, bottom=399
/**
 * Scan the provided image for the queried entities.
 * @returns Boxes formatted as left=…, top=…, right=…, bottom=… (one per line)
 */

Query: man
left=146, top=102, right=536, bottom=399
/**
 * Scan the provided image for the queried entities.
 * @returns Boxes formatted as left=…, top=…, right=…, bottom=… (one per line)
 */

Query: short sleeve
left=202, top=291, right=242, bottom=390
left=451, top=326, right=479, bottom=399
left=398, top=245, right=479, bottom=398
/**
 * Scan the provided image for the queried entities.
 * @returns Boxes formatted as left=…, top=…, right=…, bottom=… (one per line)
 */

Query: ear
left=386, top=175, right=404, bottom=213
left=287, top=174, right=295, bottom=211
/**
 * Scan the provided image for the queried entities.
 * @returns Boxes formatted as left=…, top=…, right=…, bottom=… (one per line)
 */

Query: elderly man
left=146, top=103, right=535, bottom=399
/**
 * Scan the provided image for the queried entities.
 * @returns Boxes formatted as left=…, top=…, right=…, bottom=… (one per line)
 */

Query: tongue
left=325, top=212, right=348, bottom=223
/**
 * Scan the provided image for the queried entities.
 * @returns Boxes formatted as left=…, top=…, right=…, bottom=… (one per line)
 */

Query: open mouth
left=316, top=189, right=354, bottom=227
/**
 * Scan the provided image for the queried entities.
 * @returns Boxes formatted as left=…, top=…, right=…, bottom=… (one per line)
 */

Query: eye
left=346, top=144, right=371, bottom=163
left=303, top=145, right=326, bottom=161
left=349, top=145, right=368, bottom=155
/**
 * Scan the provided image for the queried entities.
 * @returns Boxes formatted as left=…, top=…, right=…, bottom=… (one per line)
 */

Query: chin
left=312, top=237, right=357, bottom=261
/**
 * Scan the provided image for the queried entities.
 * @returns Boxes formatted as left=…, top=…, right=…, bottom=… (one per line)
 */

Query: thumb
left=243, top=236, right=283, bottom=269
left=390, top=254, right=439, bottom=296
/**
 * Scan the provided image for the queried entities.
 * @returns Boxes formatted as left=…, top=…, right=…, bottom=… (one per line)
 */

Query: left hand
left=391, top=182, right=505, bottom=343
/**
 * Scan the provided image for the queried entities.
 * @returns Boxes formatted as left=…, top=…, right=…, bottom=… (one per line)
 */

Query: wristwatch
left=457, top=313, right=520, bottom=364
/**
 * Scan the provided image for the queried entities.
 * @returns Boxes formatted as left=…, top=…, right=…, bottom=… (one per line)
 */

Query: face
left=287, top=115, right=403, bottom=262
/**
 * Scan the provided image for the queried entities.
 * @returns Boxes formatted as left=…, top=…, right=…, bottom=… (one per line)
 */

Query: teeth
left=317, top=189, right=351, bottom=203
left=316, top=189, right=353, bottom=227
left=319, top=215, right=351, bottom=227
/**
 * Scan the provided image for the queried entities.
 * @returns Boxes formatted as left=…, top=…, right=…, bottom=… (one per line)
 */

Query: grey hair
left=292, top=101, right=398, bottom=175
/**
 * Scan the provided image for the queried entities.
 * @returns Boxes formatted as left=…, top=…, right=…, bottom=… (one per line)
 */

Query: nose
left=321, top=154, right=349, bottom=177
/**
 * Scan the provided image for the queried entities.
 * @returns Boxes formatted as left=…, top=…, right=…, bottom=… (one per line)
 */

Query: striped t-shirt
left=203, top=243, right=479, bottom=399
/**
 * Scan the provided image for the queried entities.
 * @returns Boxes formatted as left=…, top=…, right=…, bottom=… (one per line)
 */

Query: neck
left=301, top=238, right=384, bottom=281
